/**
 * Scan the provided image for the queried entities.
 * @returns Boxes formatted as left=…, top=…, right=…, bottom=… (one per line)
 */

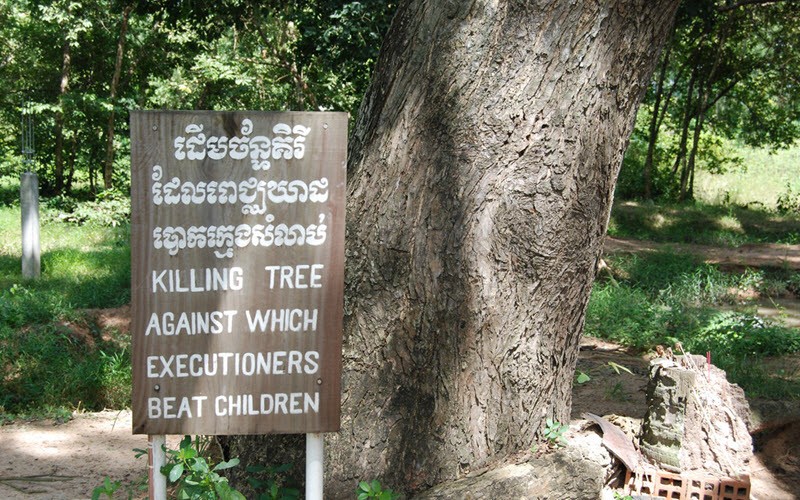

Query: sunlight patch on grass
left=649, top=213, right=669, bottom=229
left=695, top=145, right=800, bottom=209
left=717, top=215, right=744, bottom=234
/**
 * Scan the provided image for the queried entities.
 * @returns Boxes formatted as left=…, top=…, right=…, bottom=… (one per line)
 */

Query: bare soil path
left=0, top=411, right=181, bottom=499
left=605, top=236, right=800, bottom=270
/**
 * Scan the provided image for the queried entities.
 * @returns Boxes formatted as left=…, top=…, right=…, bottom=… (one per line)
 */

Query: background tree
left=619, top=0, right=800, bottom=200
left=225, top=0, right=680, bottom=496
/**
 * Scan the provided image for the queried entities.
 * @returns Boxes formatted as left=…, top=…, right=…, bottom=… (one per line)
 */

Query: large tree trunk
left=227, top=1, right=679, bottom=497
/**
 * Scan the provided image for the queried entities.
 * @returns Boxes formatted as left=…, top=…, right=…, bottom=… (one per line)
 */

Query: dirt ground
left=1, top=238, right=798, bottom=499
left=604, top=237, right=800, bottom=270
left=0, top=411, right=182, bottom=499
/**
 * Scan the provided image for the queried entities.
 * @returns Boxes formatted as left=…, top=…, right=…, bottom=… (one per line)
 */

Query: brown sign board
left=130, top=111, right=346, bottom=435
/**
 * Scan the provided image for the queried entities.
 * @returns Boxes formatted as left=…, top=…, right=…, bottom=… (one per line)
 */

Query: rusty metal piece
left=583, top=412, right=644, bottom=472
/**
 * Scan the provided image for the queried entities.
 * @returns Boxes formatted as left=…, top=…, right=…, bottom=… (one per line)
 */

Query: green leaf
left=215, top=480, right=246, bottom=500
left=358, top=481, right=372, bottom=493
left=169, top=462, right=185, bottom=483
left=213, top=457, right=240, bottom=471
left=576, top=371, right=591, bottom=384
left=190, top=457, right=210, bottom=473
left=274, top=462, right=293, bottom=473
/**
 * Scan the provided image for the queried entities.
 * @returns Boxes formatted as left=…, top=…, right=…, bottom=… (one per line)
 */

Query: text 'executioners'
left=146, top=350, right=319, bottom=378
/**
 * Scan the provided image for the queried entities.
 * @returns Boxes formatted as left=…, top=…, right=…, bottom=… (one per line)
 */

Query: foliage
left=689, top=311, right=800, bottom=357
left=542, top=418, right=569, bottom=447
left=245, top=463, right=300, bottom=500
left=43, top=189, right=131, bottom=227
left=693, top=144, right=800, bottom=210
left=0, top=1, right=396, bottom=198
left=357, top=480, right=401, bottom=500
left=161, top=435, right=245, bottom=500
left=605, top=381, right=630, bottom=402
left=776, top=182, right=800, bottom=215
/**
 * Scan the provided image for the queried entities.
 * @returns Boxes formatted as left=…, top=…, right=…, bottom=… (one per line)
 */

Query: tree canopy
left=2, top=0, right=798, bottom=203
left=0, top=0, right=395, bottom=196
left=618, top=0, right=800, bottom=201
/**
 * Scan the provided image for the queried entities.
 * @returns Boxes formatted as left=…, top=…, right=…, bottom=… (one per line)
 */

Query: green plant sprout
left=607, top=361, right=633, bottom=375
left=543, top=418, right=569, bottom=447
left=357, top=479, right=401, bottom=500
left=605, top=381, right=631, bottom=402
left=91, top=477, right=121, bottom=500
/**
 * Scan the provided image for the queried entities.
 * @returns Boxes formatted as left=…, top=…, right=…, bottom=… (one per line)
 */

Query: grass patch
left=695, top=145, right=800, bottom=210
left=0, top=205, right=131, bottom=419
left=608, top=200, right=800, bottom=245
left=587, top=251, right=800, bottom=399
left=0, top=320, right=131, bottom=416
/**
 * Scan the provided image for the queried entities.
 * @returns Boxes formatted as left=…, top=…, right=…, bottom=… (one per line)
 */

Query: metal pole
left=306, top=433, right=324, bottom=500
left=20, top=172, right=40, bottom=279
left=149, top=435, right=167, bottom=500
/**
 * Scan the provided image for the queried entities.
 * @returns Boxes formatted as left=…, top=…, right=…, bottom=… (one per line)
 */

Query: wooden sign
left=130, top=111, right=346, bottom=435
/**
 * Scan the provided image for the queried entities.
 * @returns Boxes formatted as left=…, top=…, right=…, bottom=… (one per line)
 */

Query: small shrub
left=42, top=190, right=130, bottom=227
left=91, top=477, right=121, bottom=500
left=161, top=435, right=245, bottom=500
left=542, top=418, right=569, bottom=447
left=246, top=463, right=300, bottom=500
left=585, top=284, right=662, bottom=349
left=777, top=182, right=800, bottom=215
left=688, top=311, right=800, bottom=357
left=357, top=480, right=401, bottom=500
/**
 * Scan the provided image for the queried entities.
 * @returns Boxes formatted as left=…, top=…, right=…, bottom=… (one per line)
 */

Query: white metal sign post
left=307, top=433, right=324, bottom=499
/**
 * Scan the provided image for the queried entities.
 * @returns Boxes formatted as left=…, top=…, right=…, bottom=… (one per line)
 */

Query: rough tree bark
left=227, top=1, right=679, bottom=497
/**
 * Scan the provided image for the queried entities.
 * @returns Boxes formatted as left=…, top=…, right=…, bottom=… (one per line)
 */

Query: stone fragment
left=639, top=355, right=752, bottom=478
